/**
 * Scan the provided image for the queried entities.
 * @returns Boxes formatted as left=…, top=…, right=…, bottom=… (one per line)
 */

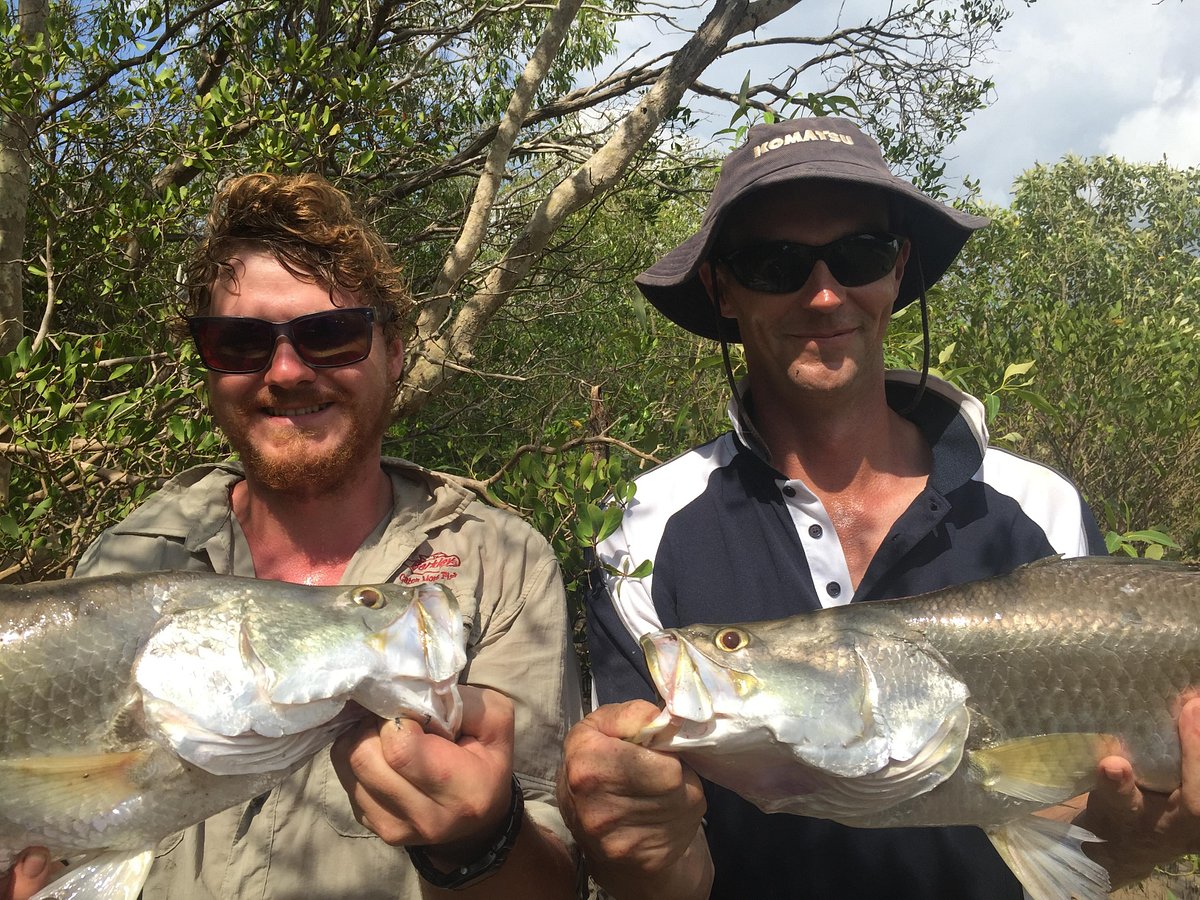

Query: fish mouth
left=640, top=629, right=756, bottom=724
left=639, top=630, right=678, bottom=701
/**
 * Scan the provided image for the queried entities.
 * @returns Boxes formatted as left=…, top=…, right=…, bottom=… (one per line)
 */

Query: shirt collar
left=725, top=370, right=990, bottom=488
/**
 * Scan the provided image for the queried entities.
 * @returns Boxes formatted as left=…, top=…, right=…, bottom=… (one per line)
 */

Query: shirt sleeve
left=1079, top=496, right=1108, bottom=557
left=457, top=519, right=582, bottom=845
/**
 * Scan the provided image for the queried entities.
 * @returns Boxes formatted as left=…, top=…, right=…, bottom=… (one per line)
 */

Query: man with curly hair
left=5, top=173, right=580, bottom=899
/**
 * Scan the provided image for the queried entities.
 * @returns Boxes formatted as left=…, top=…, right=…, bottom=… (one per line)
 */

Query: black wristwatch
left=406, top=775, right=525, bottom=890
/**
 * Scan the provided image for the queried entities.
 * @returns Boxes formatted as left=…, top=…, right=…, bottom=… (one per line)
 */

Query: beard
left=213, top=383, right=395, bottom=498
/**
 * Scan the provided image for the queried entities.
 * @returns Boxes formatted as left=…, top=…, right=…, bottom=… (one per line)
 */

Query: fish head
left=636, top=622, right=888, bottom=776
left=636, top=617, right=970, bottom=782
left=239, top=581, right=467, bottom=736
left=134, top=579, right=466, bottom=774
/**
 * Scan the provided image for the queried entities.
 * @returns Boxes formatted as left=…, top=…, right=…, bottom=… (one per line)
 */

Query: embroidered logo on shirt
left=399, top=550, right=461, bottom=585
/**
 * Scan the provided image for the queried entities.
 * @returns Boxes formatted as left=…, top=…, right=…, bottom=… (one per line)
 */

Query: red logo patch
left=399, top=550, right=461, bottom=585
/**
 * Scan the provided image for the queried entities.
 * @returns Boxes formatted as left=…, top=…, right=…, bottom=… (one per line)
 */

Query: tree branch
left=426, top=0, right=587, bottom=311
left=399, top=0, right=801, bottom=412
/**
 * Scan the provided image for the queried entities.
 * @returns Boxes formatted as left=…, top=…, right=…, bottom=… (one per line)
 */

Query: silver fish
left=634, top=555, right=1200, bottom=900
left=0, top=572, right=466, bottom=900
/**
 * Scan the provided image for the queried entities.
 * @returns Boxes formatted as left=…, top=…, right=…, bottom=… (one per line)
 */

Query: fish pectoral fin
left=0, top=750, right=149, bottom=777
left=970, top=733, right=1118, bottom=804
left=987, top=815, right=1108, bottom=900
left=31, top=848, right=155, bottom=900
left=0, top=750, right=153, bottom=816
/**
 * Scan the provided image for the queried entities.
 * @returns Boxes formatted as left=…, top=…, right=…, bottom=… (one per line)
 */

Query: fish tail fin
left=31, top=848, right=154, bottom=900
left=987, top=815, right=1109, bottom=900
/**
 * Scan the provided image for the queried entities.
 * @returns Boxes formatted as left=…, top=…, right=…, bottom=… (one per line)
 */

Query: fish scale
left=1, top=580, right=165, bottom=757
left=635, top=555, right=1200, bottom=900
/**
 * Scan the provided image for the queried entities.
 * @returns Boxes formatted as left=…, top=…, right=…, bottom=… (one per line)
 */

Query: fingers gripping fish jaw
left=360, top=583, right=466, bottom=739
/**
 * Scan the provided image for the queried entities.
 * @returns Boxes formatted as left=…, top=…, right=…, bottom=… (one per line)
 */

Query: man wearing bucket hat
left=558, top=117, right=1200, bottom=898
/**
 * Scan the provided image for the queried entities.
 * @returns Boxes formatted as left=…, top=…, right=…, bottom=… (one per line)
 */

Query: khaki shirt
left=76, top=458, right=581, bottom=899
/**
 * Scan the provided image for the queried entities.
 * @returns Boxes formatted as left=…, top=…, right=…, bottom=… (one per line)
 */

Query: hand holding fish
left=631, top=557, right=1200, bottom=900
left=558, top=700, right=712, bottom=900
left=333, top=685, right=514, bottom=856
left=1072, top=697, right=1200, bottom=886
left=0, top=574, right=470, bottom=900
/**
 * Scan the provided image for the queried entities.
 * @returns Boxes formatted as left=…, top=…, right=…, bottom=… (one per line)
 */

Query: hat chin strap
left=709, top=277, right=755, bottom=440
left=895, top=248, right=930, bottom=417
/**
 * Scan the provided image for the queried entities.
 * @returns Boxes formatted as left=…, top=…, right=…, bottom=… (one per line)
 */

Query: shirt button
left=808, top=524, right=823, bottom=539
left=826, top=582, right=841, bottom=598
left=782, top=485, right=796, bottom=497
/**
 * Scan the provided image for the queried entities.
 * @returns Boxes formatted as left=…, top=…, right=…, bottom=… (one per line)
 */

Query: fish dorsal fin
left=969, top=733, right=1118, bottom=804
left=31, top=848, right=155, bottom=900
left=1015, top=554, right=1065, bottom=570
left=987, top=815, right=1109, bottom=900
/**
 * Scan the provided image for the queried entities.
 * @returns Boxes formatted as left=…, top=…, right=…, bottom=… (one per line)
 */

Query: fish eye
left=353, top=587, right=387, bottom=609
left=715, top=628, right=749, bottom=652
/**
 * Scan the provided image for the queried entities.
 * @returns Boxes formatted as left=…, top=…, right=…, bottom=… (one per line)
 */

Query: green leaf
left=627, top=559, right=653, bottom=579
left=1121, top=529, right=1180, bottom=548
left=596, top=505, right=624, bottom=543
left=1001, top=361, right=1035, bottom=386
left=1104, top=531, right=1121, bottom=554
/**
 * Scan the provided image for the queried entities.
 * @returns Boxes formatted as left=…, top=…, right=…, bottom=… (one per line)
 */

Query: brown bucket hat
left=634, top=116, right=989, bottom=341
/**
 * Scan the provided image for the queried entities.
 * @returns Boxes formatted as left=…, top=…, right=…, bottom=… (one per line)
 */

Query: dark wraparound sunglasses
left=187, top=307, right=375, bottom=374
left=717, top=232, right=904, bottom=294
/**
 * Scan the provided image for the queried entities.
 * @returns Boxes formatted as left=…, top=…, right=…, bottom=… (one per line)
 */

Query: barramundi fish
left=633, top=555, right=1200, bottom=900
left=0, top=571, right=467, bottom=900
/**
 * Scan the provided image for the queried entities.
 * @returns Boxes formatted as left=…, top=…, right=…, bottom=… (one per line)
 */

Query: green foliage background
left=1, top=0, right=1196, bottom=595
left=940, top=157, right=1200, bottom=559
left=4, top=154, right=1198, bottom=595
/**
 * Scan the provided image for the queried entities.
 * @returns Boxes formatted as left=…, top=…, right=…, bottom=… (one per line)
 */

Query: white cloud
left=609, top=0, right=1200, bottom=205
left=1102, top=77, right=1200, bottom=169
left=942, top=0, right=1200, bottom=205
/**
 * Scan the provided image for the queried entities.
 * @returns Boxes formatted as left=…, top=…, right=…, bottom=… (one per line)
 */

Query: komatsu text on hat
left=634, top=116, right=989, bottom=341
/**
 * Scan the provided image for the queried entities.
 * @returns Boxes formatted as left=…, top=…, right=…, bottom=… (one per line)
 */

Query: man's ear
left=387, top=338, right=405, bottom=382
left=893, top=239, right=911, bottom=286
left=698, top=261, right=732, bottom=317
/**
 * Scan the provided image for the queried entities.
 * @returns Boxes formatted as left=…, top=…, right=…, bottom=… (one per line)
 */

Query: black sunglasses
left=717, top=232, right=904, bottom=294
left=187, top=307, right=376, bottom=374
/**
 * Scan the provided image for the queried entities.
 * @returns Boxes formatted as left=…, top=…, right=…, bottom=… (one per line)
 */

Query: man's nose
left=797, top=261, right=846, bottom=310
left=262, top=337, right=316, bottom=386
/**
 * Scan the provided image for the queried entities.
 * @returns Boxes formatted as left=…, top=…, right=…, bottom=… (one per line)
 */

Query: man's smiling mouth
left=264, top=402, right=333, bottom=417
